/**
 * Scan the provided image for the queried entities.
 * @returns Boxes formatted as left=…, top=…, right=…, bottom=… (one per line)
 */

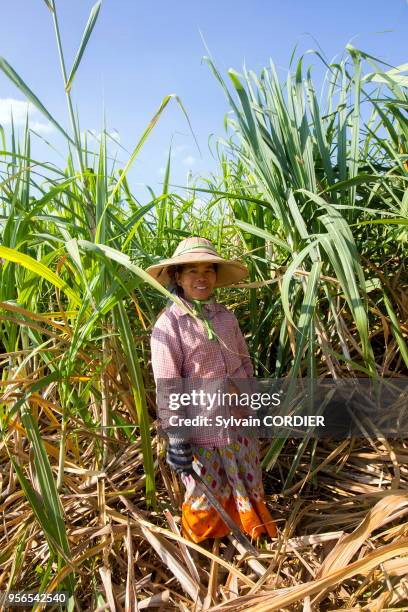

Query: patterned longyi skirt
left=180, top=434, right=277, bottom=543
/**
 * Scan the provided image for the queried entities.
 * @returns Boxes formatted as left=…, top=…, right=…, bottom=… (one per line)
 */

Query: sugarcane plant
left=0, top=0, right=202, bottom=597
left=202, top=48, right=408, bottom=476
left=0, top=0, right=407, bottom=605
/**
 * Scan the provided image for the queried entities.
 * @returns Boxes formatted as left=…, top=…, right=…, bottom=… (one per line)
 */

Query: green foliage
left=0, top=1, right=407, bottom=597
left=202, top=48, right=407, bottom=381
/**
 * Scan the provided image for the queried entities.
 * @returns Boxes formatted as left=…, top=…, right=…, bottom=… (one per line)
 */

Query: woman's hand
left=166, top=436, right=193, bottom=475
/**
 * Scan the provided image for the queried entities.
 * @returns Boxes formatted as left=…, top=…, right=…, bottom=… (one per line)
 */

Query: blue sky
left=0, top=0, right=407, bottom=200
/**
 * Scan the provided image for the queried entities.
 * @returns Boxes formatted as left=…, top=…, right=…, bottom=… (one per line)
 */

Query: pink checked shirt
left=150, top=298, right=254, bottom=446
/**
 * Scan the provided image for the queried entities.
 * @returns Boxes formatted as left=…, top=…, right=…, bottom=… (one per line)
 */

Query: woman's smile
left=176, top=262, right=217, bottom=301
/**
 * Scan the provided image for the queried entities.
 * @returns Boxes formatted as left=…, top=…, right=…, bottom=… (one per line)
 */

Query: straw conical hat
left=145, top=237, right=248, bottom=287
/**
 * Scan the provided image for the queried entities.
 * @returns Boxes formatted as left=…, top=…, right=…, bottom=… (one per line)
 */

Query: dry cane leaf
left=382, top=557, right=408, bottom=577
left=124, top=518, right=138, bottom=612
left=317, top=493, right=408, bottom=579
left=118, top=494, right=255, bottom=587
left=203, top=538, right=220, bottom=610
left=139, top=522, right=202, bottom=606
left=227, top=536, right=267, bottom=577
left=137, top=590, right=170, bottom=609
left=363, top=576, right=408, bottom=611
left=237, top=538, right=408, bottom=612
left=99, top=566, right=117, bottom=612
left=165, top=509, right=201, bottom=585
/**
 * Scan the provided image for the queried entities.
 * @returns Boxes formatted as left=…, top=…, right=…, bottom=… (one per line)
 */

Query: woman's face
left=175, top=262, right=217, bottom=301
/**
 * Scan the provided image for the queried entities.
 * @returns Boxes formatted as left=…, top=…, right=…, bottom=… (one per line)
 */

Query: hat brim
left=145, top=253, right=248, bottom=288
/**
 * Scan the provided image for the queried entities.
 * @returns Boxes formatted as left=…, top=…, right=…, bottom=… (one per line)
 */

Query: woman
left=147, top=237, right=277, bottom=543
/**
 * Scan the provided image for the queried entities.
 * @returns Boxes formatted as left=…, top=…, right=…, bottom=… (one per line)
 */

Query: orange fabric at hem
left=182, top=493, right=277, bottom=543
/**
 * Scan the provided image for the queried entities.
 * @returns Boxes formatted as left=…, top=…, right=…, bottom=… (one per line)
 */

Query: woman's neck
left=182, top=295, right=215, bottom=305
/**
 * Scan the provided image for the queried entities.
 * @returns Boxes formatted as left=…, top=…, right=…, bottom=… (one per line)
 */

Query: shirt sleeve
left=150, top=310, right=187, bottom=439
left=150, top=310, right=183, bottom=381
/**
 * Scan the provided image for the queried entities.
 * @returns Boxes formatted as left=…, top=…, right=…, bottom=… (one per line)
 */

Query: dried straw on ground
left=0, top=5, right=407, bottom=608
left=1, top=384, right=407, bottom=610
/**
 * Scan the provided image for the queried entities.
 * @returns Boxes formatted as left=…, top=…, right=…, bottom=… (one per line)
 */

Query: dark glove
left=166, top=436, right=193, bottom=475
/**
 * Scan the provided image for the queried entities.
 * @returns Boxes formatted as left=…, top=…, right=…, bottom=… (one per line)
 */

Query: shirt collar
left=170, top=296, right=223, bottom=318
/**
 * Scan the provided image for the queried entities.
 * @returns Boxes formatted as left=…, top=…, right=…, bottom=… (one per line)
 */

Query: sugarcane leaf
left=114, top=303, right=156, bottom=507
left=356, top=218, right=408, bottom=227
left=0, top=245, right=82, bottom=308
left=65, top=1, right=102, bottom=93
left=281, top=240, right=321, bottom=328
left=383, top=294, right=408, bottom=368
left=19, top=406, right=72, bottom=559
left=0, top=57, right=74, bottom=144
left=235, top=219, right=291, bottom=251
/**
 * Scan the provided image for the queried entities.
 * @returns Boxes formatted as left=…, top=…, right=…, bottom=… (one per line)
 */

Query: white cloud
left=0, top=98, right=53, bottom=134
left=182, top=155, right=196, bottom=166
left=174, top=144, right=188, bottom=155
left=163, top=144, right=188, bottom=158
left=29, top=120, right=54, bottom=134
